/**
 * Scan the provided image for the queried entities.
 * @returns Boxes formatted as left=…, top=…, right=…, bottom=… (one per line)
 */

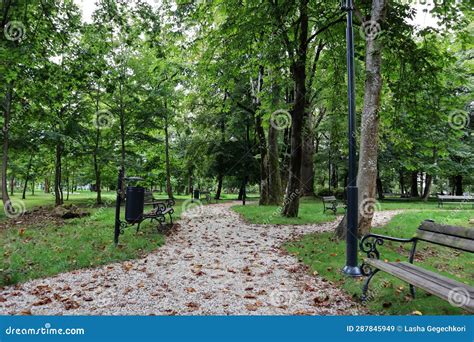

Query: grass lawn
left=285, top=210, right=474, bottom=315
left=232, top=197, right=337, bottom=225
left=0, top=193, right=185, bottom=286
left=232, top=196, right=474, bottom=225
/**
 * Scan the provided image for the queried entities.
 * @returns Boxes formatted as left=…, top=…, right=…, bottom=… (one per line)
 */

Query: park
left=0, top=0, right=472, bottom=317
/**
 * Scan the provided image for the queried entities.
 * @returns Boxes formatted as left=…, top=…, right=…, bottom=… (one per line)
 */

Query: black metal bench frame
left=114, top=169, right=178, bottom=245
left=138, top=198, right=175, bottom=233
left=359, top=220, right=474, bottom=312
left=321, top=196, right=346, bottom=214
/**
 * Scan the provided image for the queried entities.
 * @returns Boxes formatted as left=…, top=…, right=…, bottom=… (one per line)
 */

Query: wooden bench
left=199, top=191, right=215, bottom=204
left=360, top=220, right=474, bottom=313
left=321, top=196, right=346, bottom=214
left=437, top=195, right=474, bottom=208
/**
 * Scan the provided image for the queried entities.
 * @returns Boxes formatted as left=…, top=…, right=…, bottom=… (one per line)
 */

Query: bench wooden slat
left=365, top=259, right=474, bottom=312
left=415, top=229, right=474, bottom=253
left=322, top=196, right=337, bottom=201
left=395, top=263, right=472, bottom=293
left=438, top=195, right=474, bottom=201
left=419, top=221, right=474, bottom=240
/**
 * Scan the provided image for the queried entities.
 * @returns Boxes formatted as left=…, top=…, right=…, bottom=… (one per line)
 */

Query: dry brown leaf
left=19, top=308, right=32, bottom=315
left=33, top=297, right=52, bottom=306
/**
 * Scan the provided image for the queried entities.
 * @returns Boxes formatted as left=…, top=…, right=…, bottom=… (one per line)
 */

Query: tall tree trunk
left=410, top=171, right=419, bottom=197
left=2, top=81, right=13, bottom=212
left=93, top=88, right=102, bottom=205
left=254, top=66, right=269, bottom=205
left=399, top=170, right=405, bottom=197
left=419, top=172, right=424, bottom=197
left=355, top=0, right=387, bottom=236
left=238, top=179, right=246, bottom=200
left=164, top=110, right=173, bottom=199
left=9, top=176, right=14, bottom=196
left=44, top=177, right=50, bottom=193
left=267, top=72, right=283, bottom=205
left=336, top=0, right=387, bottom=238
left=282, top=0, right=309, bottom=217
left=301, top=110, right=315, bottom=196
left=422, top=174, right=432, bottom=201
left=376, top=169, right=384, bottom=199
left=54, top=143, right=63, bottom=206
left=280, top=126, right=291, bottom=191
left=215, top=175, right=223, bottom=200
left=22, top=153, right=34, bottom=200
left=267, top=123, right=282, bottom=205
left=454, top=175, right=463, bottom=196
left=119, top=82, right=126, bottom=174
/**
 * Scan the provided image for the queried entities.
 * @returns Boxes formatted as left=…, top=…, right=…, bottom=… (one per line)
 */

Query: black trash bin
left=125, top=186, right=145, bottom=223
left=193, top=189, right=200, bottom=201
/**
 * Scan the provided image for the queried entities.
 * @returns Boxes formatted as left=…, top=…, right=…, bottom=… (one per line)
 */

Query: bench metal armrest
left=152, top=202, right=166, bottom=214
left=359, top=233, right=417, bottom=276
left=166, top=198, right=175, bottom=208
left=359, top=233, right=416, bottom=260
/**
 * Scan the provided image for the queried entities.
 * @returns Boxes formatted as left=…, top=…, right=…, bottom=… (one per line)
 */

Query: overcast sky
left=72, top=0, right=439, bottom=28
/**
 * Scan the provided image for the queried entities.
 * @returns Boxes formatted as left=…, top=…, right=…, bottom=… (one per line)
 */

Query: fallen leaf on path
left=186, top=302, right=199, bottom=311
left=33, top=297, right=52, bottom=306
left=19, top=309, right=32, bottom=315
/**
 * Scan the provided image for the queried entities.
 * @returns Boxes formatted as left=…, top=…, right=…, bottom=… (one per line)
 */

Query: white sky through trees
left=73, top=0, right=438, bottom=27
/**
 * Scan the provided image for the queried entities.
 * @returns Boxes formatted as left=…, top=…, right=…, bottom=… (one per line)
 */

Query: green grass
left=0, top=195, right=184, bottom=286
left=0, top=191, right=117, bottom=220
left=284, top=210, right=474, bottom=315
left=233, top=196, right=473, bottom=225
left=232, top=198, right=337, bottom=225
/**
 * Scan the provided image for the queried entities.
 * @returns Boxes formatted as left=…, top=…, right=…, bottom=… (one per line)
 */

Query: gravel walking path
left=0, top=203, right=402, bottom=315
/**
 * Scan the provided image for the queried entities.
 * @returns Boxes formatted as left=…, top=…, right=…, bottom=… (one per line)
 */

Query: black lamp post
left=342, top=0, right=362, bottom=277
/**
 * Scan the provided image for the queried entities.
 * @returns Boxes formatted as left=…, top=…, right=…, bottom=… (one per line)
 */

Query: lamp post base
left=342, top=265, right=362, bottom=277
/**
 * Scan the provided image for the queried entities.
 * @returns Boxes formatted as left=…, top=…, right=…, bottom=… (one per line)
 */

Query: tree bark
left=54, top=143, right=63, bottom=206
left=93, top=87, right=102, bottom=205
left=355, top=0, right=387, bottom=236
left=336, top=0, right=387, bottom=238
left=454, top=175, right=463, bottom=196
left=22, top=153, right=34, bottom=200
left=44, top=177, right=50, bottom=193
left=422, top=174, right=432, bottom=201
left=399, top=170, right=405, bottom=197
left=301, top=110, right=315, bottom=196
left=9, top=176, right=14, bottom=196
left=267, top=123, right=282, bottom=205
left=253, top=66, right=269, bottom=205
left=410, top=171, right=419, bottom=197
left=376, top=169, right=384, bottom=199
left=282, top=0, right=309, bottom=217
left=2, top=81, right=13, bottom=212
left=164, top=109, right=173, bottom=199
left=215, top=175, right=223, bottom=200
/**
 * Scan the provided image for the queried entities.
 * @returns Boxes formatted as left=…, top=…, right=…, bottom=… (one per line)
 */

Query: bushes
left=315, top=187, right=346, bottom=200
